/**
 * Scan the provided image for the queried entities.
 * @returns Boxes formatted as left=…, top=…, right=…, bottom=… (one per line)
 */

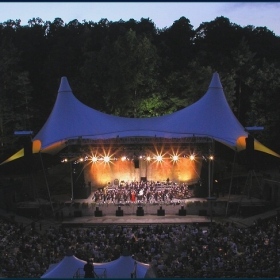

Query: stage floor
left=61, top=213, right=212, bottom=227
left=47, top=192, right=265, bottom=226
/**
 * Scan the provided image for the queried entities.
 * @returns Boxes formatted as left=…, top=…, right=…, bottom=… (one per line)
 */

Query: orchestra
left=92, top=180, right=193, bottom=204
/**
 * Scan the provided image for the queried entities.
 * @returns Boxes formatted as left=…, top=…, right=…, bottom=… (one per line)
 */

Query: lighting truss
left=65, top=136, right=213, bottom=146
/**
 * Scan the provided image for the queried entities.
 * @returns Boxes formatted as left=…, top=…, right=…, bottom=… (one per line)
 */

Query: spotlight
left=189, top=154, right=195, bottom=161
left=171, top=155, right=179, bottom=162
left=121, top=156, right=126, bottom=161
left=103, top=156, right=110, bottom=163
left=155, top=155, right=163, bottom=162
left=209, top=155, right=214, bottom=161
left=146, top=156, right=151, bottom=162
left=91, top=156, right=98, bottom=163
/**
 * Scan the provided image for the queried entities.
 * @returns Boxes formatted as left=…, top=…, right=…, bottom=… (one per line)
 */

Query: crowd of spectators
left=92, top=180, right=194, bottom=204
left=0, top=213, right=279, bottom=278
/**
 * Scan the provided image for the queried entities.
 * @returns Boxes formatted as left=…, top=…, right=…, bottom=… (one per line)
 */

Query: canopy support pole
left=70, top=161, right=74, bottom=201
left=211, top=139, right=215, bottom=195
left=207, top=137, right=215, bottom=197
left=39, top=151, right=55, bottom=217
left=225, top=149, right=237, bottom=217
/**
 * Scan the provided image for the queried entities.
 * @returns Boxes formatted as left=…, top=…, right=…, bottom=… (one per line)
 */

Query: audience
left=0, top=214, right=279, bottom=278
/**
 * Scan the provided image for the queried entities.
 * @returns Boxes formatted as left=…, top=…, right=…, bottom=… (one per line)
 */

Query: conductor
left=84, top=259, right=94, bottom=278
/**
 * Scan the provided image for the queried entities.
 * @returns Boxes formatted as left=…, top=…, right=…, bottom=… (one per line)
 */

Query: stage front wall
left=84, top=158, right=202, bottom=188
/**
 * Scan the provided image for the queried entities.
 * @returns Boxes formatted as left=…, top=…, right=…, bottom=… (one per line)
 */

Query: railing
left=73, top=267, right=107, bottom=278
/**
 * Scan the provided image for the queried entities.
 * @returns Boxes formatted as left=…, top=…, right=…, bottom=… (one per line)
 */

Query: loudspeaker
left=136, top=206, right=144, bottom=216
left=157, top=206, right=165, bottom=216
left=95, top=207, right=102, bottom=217
left=179, top=206, right=187, bottom=216
left=23, top=140, right=33, bottom=172
left=134, top=159, right=139, bottom=168
left=116, top=210, right=123, bottom=216
left=246, top=134, right=254, bottom=170
left=24, top=141, right=33, bottom=159
left=116, top=206, right=124, bottom=216
left=245, top=134, right=254, bottom=151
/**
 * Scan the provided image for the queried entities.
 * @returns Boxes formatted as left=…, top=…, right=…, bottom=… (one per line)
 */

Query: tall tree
left=0, top=39, right=33, bottom=154
left=247, top=60, right=280, bottom=151
left=242, top=25, right=280, bottom=65
left=79, top=29, right=160, bottom=117
left=194, top=16, right=243, bottom=71
left=158, top=16, right=195, bottom=71
left=162, top=61, right=213, bottom=112
left=230, top=37, right=256, bottom=121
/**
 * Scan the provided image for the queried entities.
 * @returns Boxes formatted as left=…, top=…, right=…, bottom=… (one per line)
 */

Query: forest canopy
left=0, top=16, right=280, bottom=158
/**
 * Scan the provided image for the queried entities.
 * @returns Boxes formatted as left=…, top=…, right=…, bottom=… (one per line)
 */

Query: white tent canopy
left=2, top=72, right=279, bottom=164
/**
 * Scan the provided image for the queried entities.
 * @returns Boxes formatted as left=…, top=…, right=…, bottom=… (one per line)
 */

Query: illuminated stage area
left=61, top=138, right=209, bottom=190
left=85, top=155, right=202, bottom=188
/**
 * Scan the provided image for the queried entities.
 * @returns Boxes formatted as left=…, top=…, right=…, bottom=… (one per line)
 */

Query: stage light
left=79, top=157, right=84, bottom=162
left=91, top=156, right=98, bottom=163
left=103, top=156, right=110, bottom=163
left=146, top=156, right=151, bottom=161
left=171, top=155, right=179, bottom=162
left=155, top=155, right=163, bottom=162
left=189, top=154, right=195, bottom=161
left=209, top=155, right=214, bottom=161
left=121, top=156, right=126, bottom=161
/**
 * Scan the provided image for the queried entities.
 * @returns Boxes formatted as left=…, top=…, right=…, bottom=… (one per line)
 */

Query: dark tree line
left=0, top=16, right=280, bottom=159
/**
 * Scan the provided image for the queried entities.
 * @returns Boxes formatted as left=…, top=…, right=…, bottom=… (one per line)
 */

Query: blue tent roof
left=2, top=72, right=279, bottom=165
left=32, top=72, right=279, bottom=158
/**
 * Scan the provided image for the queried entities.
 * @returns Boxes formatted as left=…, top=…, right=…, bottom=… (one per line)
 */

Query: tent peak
left=209, top=72, right=223, bottom=89
left=58, top=77, right=72, bottom=93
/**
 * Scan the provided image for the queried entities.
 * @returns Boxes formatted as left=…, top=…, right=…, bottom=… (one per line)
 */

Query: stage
left=53, top=193, right=266, bottom=228
left=61, top=213, right=212, bottom=227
